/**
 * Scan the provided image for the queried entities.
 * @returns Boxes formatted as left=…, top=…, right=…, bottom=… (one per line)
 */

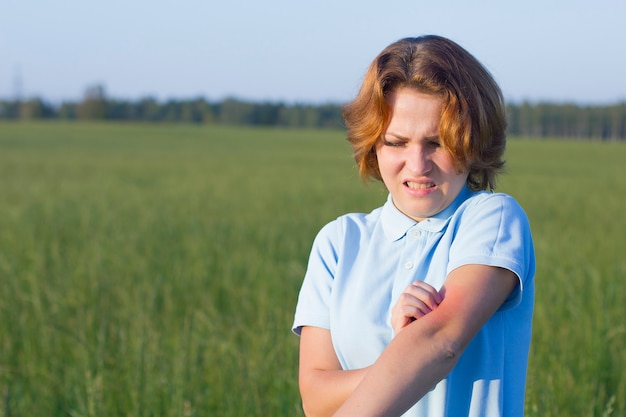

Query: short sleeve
left=447, top=193, right=535, bottom=311
left=292, top=219, right=343, bottom=335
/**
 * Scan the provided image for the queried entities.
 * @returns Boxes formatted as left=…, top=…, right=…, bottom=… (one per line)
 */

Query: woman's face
left=375, top=88, right=468, bottom=222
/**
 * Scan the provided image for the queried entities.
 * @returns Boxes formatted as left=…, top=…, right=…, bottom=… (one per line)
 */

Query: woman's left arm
left=332, top=264, right=518, bottom=417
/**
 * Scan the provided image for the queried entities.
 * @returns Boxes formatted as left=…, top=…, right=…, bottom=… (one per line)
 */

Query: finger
left=414, top=281, right=443, bottom=304
left=402, top=305, right=431, bottom=319
left=391, top=306, right=429, bottom=333
left=399, top=305, right=429, bottom=324
left=395, top=293, right=435, bottom=316
left=405, top=282, right=443, bottom=308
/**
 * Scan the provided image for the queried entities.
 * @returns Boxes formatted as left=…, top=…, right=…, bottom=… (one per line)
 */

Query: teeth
left=406, top=181, right=434, bottom=189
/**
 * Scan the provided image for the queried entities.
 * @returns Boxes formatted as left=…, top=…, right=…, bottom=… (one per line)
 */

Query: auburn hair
left=342, top=35, right=507, bottom=191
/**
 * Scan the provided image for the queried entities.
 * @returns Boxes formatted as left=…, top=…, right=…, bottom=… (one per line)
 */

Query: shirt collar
left=380, top=186, right=473, bottom=241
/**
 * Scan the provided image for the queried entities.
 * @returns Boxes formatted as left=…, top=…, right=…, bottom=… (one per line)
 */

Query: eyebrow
left=384, top=132, right=440, bottom=141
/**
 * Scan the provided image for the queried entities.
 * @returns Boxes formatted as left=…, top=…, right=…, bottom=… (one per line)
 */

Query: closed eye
left=382, top=139, right=406, bottom=148
left=425, top=136, right=441, bottom=148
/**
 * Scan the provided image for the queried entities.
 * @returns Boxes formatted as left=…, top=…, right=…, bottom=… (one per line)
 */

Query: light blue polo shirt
left=293, top=186, right=535, bottom=417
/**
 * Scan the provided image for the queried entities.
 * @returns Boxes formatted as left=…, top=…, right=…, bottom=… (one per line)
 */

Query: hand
left=391, top=280, right=443, bottom=335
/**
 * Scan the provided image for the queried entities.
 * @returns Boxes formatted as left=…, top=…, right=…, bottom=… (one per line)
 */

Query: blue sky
left=1, top=0, right=625, bottom=105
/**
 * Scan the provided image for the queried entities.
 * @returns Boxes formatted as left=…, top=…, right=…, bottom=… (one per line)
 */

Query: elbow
left=298, top=385, right=313, bottom=417
left=404, top=322, right=464, bottom=370
left=300, top=400, right=311, bottom=417
left=298, top=388, right=314, bottom=417
left=300, top=388, right=339, bottom=417
left=433, top=333, right=464, bottom=368
left=300, top=399, right=326, bottom=417
left=298, top=376, right=313, bottom=417
left=300, top=401, right=316, bottom=417
left=298, top=376, right=325, bottom=417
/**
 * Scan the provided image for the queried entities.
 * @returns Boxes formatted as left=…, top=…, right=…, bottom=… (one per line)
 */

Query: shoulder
left=450, top=190, right=533, bottom=243
left=454, top=191, right=531, bottom=229
left=314, top=206, right=384, bottom=244
left=462, top=191, right=526, bottom=214
left=447, top=190, right=535, bottom=284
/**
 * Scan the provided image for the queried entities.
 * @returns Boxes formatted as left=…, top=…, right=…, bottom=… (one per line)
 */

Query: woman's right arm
left=299, top=326, right=369, bottom=417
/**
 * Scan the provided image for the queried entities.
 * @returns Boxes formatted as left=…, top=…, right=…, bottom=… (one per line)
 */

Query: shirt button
left=404, top=261, right=414, bottom=269
left=411, top=230, right=421, bottom=238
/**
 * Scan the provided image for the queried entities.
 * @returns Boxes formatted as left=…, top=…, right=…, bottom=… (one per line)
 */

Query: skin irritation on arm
left=298, top=264, right=518, bottom=417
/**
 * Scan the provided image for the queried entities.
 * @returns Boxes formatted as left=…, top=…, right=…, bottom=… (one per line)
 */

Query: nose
left=405, top=144, right=432, bottom=175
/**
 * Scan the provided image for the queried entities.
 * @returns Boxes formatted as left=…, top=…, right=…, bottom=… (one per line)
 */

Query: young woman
left=293, top=35, right=535, bottom=417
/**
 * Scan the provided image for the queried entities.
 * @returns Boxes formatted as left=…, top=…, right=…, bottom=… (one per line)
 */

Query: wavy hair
left=342, top=35, right=507, bottom=191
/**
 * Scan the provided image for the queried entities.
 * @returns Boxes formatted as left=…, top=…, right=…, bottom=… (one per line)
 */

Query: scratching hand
left=391, top=281, right=442, bottom=335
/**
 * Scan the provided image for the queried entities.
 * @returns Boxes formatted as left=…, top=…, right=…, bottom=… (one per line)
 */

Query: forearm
left=300, top=366, right=369, bottom=417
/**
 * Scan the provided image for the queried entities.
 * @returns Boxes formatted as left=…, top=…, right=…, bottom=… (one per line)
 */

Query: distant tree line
left=1, top=84, right=625, bottom=140
left=0, top=85, right=345, bottom=129
left=507, top=102, right=626, bottom=140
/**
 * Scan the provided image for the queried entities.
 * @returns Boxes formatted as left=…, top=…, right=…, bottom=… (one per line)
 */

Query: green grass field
left=0, top=122, right=624, bottom=416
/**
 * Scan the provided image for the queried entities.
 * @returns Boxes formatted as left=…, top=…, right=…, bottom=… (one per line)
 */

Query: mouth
left=405, top=181, right=435, bottom=190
